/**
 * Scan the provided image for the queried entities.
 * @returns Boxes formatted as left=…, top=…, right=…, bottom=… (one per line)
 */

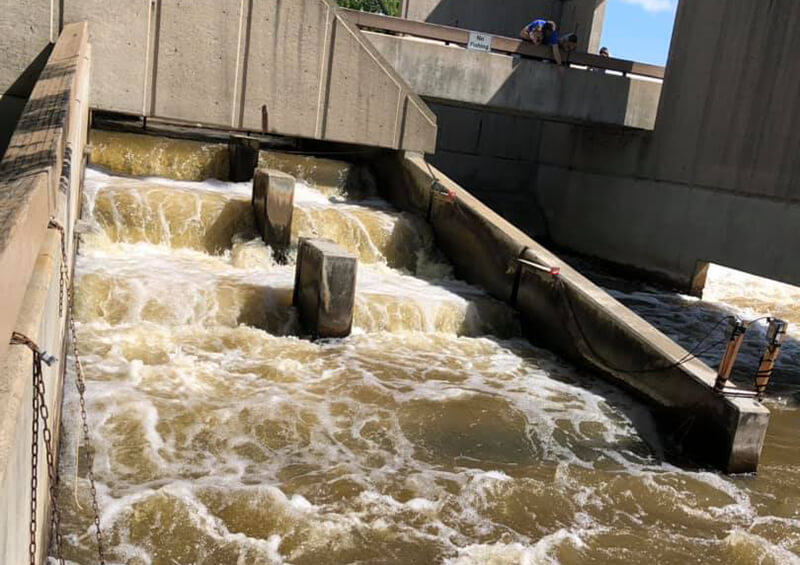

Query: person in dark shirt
left=520, top=19, right=557, bottom=45
left=590, top=46, right=610, bottom=73
left=520, top=19, right=565, bottom=65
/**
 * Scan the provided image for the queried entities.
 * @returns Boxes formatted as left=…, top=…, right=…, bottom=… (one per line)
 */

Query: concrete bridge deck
left=349, top=9, right=663, bottom=130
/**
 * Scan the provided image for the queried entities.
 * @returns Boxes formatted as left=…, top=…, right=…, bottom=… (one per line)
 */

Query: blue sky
left=599, top=0, right=678, bottom=65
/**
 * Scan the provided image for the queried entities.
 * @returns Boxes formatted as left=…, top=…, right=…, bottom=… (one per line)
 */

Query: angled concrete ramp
left=1, top=1, right=436, bottom=153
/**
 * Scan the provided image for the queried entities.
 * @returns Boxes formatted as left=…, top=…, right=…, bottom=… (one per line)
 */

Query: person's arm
left=520, top=27, right=530, bottom=41
left=552, top=44, right=562, bottom=66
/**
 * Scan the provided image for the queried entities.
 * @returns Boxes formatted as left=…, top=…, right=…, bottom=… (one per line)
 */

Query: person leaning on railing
left=520, top=19, right=577, bottom=66
left=520, top=19, right=563, bottom=64
left=590, top=46, right=610, bottom=73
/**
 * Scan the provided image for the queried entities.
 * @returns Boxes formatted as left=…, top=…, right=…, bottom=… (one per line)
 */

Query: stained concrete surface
left=3, top=0, right=437, bottom=153
left=253, top=168, right=295, bottom=250
left=373, top=150, right=769, bottom=473
left=367, top=31, right=660, bottom=130
left=293, top=238, right=358, bottom=338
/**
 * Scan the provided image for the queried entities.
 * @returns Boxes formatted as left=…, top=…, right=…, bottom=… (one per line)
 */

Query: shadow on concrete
left=0, top=96, right=27, bottom=160
left=0, top=44, right=54, bottom=161
left=3, top=44, right=53, bottom=99
left=484, top=59, right=633, bottom=129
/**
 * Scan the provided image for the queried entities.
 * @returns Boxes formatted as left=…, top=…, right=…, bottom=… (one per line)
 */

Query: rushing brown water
left=56, top=135, right=800, bottom=564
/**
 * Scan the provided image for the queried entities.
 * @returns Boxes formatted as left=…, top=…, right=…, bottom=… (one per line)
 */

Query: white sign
left=467, top=32, right=492, bottom=53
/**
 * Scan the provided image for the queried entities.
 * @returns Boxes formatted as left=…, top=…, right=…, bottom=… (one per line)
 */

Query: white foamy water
left=55, top=162, right=800, bottom=564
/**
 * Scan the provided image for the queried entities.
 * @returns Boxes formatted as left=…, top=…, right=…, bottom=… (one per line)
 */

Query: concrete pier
left=374, top=151, right=769, bottom=473
left=293, top=238, right=357, bottom=339
left=229, top=136, right=260, bottom=182
left=252, top=168, right=296, bottom=251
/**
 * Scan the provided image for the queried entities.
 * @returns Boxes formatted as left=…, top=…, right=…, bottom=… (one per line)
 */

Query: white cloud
left=620, top=0, right=676, bottom=13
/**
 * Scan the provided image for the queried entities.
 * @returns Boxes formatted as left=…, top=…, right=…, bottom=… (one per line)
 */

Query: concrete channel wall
left=0, top=23, right=90, bottom=564
left=401, top=0, right=607, bottom=54
left=416, top=0, right=800, bottom=293
left=1, top=0, right=436, bottom=154
left=373, top=151, right=769, bottom=473
left=366, top=31, right=661, bottom=130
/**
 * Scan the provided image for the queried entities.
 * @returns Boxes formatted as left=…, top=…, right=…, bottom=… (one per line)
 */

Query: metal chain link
left=49, top=218, right=107, bottom=564
left=35, top=357, right=66, bottom=565
left=62, top=228, right=107, bottom=565
left=10, top=332, right=64, bottom=565
left=29, top=344, right=40, bottom=565
left=48, top=219, right=67, bottom=317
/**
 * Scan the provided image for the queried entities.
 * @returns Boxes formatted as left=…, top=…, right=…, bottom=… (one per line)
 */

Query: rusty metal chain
left=47, top=217, right=107, bottom=564
left=35, top=357, right=66, bottom=564
left=28, top=341, right=40, bottom=565
left=10, top=332, right=64, bottom=565
left=48, top=219, right=67, bottom=317
left=64, top=234, right=107, bottom=565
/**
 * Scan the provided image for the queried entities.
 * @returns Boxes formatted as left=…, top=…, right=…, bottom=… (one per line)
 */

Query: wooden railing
left=342, top=9, right=665, bottom=80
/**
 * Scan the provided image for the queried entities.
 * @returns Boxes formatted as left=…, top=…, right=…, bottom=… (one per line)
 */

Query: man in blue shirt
left=520, top=19, right=564, bottom=65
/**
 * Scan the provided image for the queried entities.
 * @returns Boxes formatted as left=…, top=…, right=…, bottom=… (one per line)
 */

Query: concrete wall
left=0, top=23, right=90, bottom=564
left=372, top=151, right=768, bottom=473
left=401, top=0, right=607, bottom=53
left=367, top=31, right=661, bottom=130
left=421, top=0, right=800, bottom=292
left=2, top=0, right=437, bottom=153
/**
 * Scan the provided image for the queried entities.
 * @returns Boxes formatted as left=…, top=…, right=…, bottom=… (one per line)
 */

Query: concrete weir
left=374, top=152, right=769, bottom=473
left=293, top=238, right=358, bottom=339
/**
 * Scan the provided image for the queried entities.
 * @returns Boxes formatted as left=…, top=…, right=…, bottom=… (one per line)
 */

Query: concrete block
left=229, top=136, right=260, bottom=182
left=252, top=168, right=295, bottom=250
left=293, top=238, right=357, bottom=338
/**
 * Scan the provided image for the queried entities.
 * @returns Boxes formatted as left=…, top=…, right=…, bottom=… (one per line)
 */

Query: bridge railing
left=342, top=9, right=665, bottom=80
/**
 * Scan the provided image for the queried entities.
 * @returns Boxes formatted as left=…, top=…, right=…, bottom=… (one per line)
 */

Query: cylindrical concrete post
left=252, top=168, right=296, bottom=253
left=293, top=238, right=358, bottom=339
